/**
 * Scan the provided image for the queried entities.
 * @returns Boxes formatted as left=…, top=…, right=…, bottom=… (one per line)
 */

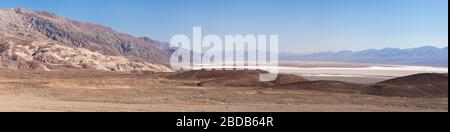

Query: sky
left=0, top=0, right=448, bottom=53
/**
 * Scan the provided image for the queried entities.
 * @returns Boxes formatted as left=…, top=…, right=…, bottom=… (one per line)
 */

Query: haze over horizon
left=1, top=0, right=448, bottom=54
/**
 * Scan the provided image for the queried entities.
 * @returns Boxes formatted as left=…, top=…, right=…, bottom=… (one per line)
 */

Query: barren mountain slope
left=0, top=8, right=172, bottom=72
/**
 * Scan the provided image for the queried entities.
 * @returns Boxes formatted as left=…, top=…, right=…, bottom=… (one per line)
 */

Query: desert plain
left=0, top=62, right=447, bottom=112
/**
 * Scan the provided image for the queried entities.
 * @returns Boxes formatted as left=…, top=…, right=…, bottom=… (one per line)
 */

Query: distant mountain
left=280, top=46, right=449, bottom=67
left=0, top=8, right=172, bottom=72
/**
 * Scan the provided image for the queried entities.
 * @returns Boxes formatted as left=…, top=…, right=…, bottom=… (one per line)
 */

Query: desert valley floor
left=0, top=67, right=447, bottom=112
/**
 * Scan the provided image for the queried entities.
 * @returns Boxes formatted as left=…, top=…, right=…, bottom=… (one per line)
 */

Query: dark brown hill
left=277, top=73, right=448, bottom=98
left=167, top=70, right=308, bottom=87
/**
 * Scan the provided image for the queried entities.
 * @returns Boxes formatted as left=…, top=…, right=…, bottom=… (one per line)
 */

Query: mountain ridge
left=280, top=46, right=449, bottom=67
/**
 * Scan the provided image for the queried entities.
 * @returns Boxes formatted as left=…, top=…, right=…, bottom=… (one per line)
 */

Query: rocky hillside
left=0, top=8, right=172, bottom=72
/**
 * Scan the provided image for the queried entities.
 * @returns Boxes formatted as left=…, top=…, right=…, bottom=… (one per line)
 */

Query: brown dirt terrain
left=170, top=70, right=448, bottom=98
left=1, top=69, right=447, bottom=112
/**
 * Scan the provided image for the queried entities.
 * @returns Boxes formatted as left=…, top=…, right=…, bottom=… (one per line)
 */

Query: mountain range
left=280, top=46, right=448, bottom=67
left=0, top=8, right=172, bottom=72
left=1, top=8, right=447, bottom=72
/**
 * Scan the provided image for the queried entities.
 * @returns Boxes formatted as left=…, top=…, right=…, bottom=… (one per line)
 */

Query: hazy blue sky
left=1, top=0, right=448, bottom=53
